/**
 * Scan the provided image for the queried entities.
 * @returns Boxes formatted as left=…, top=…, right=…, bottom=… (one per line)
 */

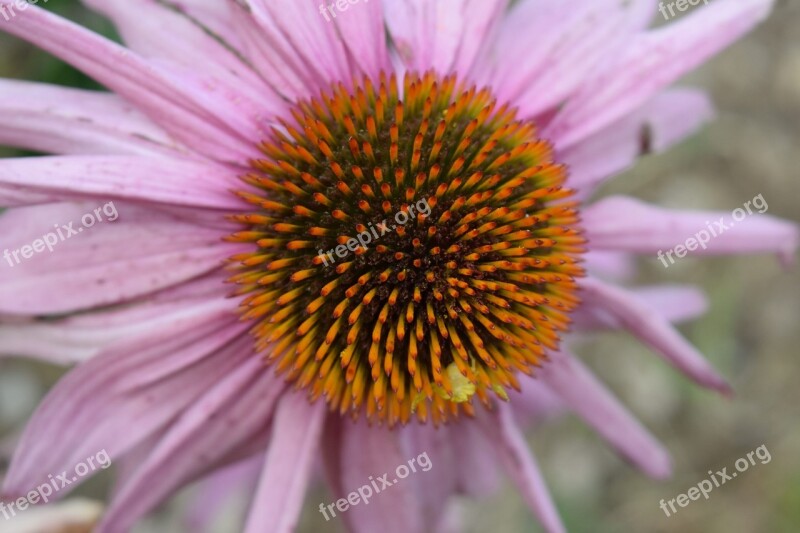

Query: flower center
left=227, top=72, right=584, bottom=427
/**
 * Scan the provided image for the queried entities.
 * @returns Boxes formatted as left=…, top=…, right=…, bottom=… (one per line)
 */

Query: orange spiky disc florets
left=227, top=71, right=585, bottom=427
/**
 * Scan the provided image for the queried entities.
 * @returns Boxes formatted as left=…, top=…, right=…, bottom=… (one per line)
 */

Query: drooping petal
left=447, top=421, right=502, bottom=497
left=582, top=250, right=636, bottom=282
left=100, top=357, right=284, bottom=533
left=0, top=273, right=230, bottom=363
left=0, top=202, right=235, bottom=315
left=546, top=0, right=774, bottom=148
left=510, top=375, right=564, bottom=428
left=580, top=277, right=731, bottom=393
left=0, top=156, right=243, bottom=209
left=322, top=419, right=424, bottom=533
left=0, top=80, right=178, bottom=156
left=538, top=350, right=672, bottom=478
left=583, top=196, right=798, bottom=266
left=563, top=89, right=714, bottom=196
left=478, top=405, right=565, bottom=533
left=572, top=284, right=708, bottom=331
left=0, top=2, right=263, bottom=162
left=476, top=0, right=644, bottom=118
left=80, top=0, right=285, bottom=114
left=2, top=309, right=247, bottom=500
left=183, top=456, right=261, bottom=533
left=244, top=394, right=326, bottom=533
left=397, top=424, right=458, bottom=529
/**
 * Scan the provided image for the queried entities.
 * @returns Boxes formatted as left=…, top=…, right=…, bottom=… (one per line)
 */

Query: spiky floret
left=227, top=71, right=585, bottom=427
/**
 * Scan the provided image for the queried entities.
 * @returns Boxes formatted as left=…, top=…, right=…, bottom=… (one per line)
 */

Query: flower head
left=228, top=71, right=583, bottom=425
left=0, top=1, right=795, bottom=532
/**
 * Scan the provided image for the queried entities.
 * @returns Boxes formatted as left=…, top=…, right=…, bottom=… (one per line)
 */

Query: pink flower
left=0, top=1, right=795, bottom=532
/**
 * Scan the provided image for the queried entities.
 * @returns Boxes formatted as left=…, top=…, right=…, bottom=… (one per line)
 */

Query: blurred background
left=0, top=1, right=798, bottom=532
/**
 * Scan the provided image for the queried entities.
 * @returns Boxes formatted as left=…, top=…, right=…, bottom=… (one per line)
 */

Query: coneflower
left=228, top=71, right=584, bottom=426
left=0, top=1, right=794, bottom=532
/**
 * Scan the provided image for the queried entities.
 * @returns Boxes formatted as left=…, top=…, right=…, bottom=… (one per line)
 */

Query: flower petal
left=580, top=277, right=731, bottom=393
left=546, top=0, right=774, bottom=148
left=0, top=202, right=234, bottom=315
left=244, top=394, right=326, bottom=533
left=332, top=0, right=391, bottom=79
left=538, top=350, right=672, bottom=478
left=477, top=0, right=639, bottom=118
left=0, top=273, right=230, bottom=364
left=231, top=0, right=358, bottom=100
left=447, top=421, right=502, bottom=497
left=563, top=89, right=714, bottom=196
left=81, top=0, right=285, bottom=114
left=0, top=2, right=262, bottom=162
left=582, top=196, right=798, bottom=266
left=0, top=155, right=243, bottom=209
left=572, top=284, right=708, bottom=331
left=2, top=310, right=247, bottom=500
left=397, top=424, right=458, bottom=529
left=100, top=357, right=284, bottom=533
left=478, top=405, right=565, bottom=533
left=0, top=80, right=178, bottom=156
left=383, top=0, right=509, bottom=74
left=322, top=418, right=424, bottom=533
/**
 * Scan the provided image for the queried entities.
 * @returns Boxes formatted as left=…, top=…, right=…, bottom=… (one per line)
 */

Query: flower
left=0, top=1, right=795, bottom=532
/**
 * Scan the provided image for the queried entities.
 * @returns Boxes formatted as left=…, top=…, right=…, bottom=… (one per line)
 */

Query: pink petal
left=582, top=250, right=636, bottom=282
left=0, top=202, right=234, bottom=315
left=477, top=0, right=640, bottom=118
left=232, top=0, right=357, bottom=99
left=546, top=0, right=774, bottom=148
left=2, top=311, right=248, bottom=500
left=81, top=0, right=284, bottom=116
left=0, top=274, right=230, bottom=363
left=383, top=0, right=508, bottom=74
left=321, top=419, right=424, bottom=533
left=572, top=284, right=708, bottom=331
left=397, top=424, right=458, bottom=529
left=447, top=421, right=502, bottom=497
left=478, top=405, right=565, bottom=533
left=538, top=350, right=672, bottom=478
left=244, top=394, right=325, bottom=533
left=330, top=0, right=391, bottom=79
left=0, top=156, right=243, bottom=209
left=511, top=376, right=565, bottom=427
left=183, top=456, right=261, bottom=533
left=580, top=277, right=731, bottom=393
left=0, top=2, right=262, bottom=162
left=100, top=357, right=284, bottom=533
left=583, top=196, right=799, bottom=266
left=0, top=80, right=177, bottom=156
left=563, top=89, right=714, bottom=196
